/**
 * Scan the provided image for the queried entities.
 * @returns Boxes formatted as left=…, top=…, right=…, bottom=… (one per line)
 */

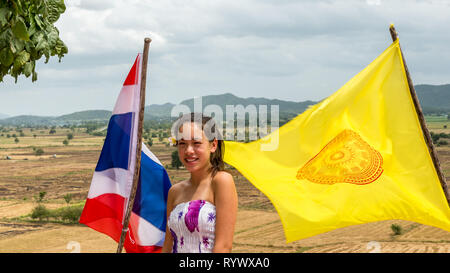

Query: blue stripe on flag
left=133, top=151, right=171, bottom=232
left=95, top=112, right=134, bottom=171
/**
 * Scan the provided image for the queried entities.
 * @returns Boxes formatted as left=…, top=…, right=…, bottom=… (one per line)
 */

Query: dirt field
left=0, top=123, right=449, bottom=253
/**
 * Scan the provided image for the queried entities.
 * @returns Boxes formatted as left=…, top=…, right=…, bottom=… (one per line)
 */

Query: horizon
left=0, top=82, right=449, bottom=118
left=0, top=91, right=316, bottom=118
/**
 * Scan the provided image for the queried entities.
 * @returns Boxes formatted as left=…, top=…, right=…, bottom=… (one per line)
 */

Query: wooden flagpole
left=116, top=37, right=152, bottom=253
left=389, top=25, right=450, bottom=207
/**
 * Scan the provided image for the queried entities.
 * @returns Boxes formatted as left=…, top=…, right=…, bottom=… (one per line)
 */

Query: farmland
left=0, top=117, right=449, bottom=253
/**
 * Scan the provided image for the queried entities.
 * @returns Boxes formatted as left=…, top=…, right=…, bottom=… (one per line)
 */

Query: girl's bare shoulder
left=169, top=179, right=190, bottom=194
left=211, top=171, right=237, bottom=209
left=167, top=179, right=190, bottom=203
left=211, top=171, right=235, bottom=188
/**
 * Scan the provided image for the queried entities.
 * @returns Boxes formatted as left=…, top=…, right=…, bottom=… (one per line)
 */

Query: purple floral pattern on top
left=207, top=212, right=216, bottom=223
left=202, top=236, right=209, bottom=248
left=185, top=200, right=206, bottom=233
left=168, top=200, right=215, bottom=253
left=170, top=228, right=178, bottom=253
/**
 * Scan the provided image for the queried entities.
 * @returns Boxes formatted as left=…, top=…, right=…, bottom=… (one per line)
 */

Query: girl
left=161, top=113, right=238, bottom=253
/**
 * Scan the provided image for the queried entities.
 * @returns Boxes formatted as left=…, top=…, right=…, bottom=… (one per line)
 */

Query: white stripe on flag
left=130, top=212, right=166, bottom=247
left=87, top=168, right=133, bottom=199
left=113, top=85, right=140, bottom=115
left=142, top=143, right=163, bottom=166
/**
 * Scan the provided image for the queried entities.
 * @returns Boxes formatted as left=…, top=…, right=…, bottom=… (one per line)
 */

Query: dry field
left=0, top=123, right=449, bottom=253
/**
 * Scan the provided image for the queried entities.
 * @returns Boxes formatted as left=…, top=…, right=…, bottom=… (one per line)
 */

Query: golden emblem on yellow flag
left=296, top=129, right=384, bottom=185
left=224, top=37, right=450, bottom=243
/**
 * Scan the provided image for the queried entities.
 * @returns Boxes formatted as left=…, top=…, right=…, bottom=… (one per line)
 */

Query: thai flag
left=79, top=54, right=171, bottom=253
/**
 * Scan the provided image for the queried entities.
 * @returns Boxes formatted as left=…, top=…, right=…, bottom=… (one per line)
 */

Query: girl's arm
left=212, top=171, right=238, bottom=253
left=161, top=186, right=176, bottom=253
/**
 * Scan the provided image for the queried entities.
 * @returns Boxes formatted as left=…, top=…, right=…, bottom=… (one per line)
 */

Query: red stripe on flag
left=79, top=193, right=125, bottom=241
left=79, top=193, right=162, bottom=253
left=123, top=55, right=139, bottom=86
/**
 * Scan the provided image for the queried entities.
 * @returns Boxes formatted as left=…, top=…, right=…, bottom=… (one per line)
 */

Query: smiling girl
left=161, top=113, right=238, bottom=253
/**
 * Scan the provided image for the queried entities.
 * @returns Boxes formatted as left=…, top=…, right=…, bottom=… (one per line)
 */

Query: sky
left=1, top=0, right=450, bottom=117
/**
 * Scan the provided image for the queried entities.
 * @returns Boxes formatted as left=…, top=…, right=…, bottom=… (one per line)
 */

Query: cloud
left=1, top=0, right=449, bottom=116
left=366, top=0, right=381, bottom=6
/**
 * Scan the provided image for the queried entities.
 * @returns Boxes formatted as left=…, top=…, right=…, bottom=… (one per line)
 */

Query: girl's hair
left=172, top=113, right=224, bottom=177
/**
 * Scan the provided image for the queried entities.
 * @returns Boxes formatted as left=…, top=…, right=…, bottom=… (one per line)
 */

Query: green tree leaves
left=12, top=17, right=29, bottom=41
left=0, top=47, right=14, bottom=66
left=46, top=0, right=66, bottom=24
left=0, top=8, right=12, bottom=27
left=0, top=0, right=68, bottom=83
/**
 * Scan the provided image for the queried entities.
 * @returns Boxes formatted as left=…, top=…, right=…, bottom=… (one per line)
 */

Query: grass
left=391, top=224, right=403, bottom=235
left=27, top=202, right=85, bottom=224
left=295, top=246, right=315, bottom=253
left=61, top=169, right=93, bottom=177
left=234, top=220, right=280, bottom=235
left=425, top=115, right=449, bottom=130
left=390, top=223, right=420, bottom=240
left=232, top=242, right=295, bottom=252
left=239, top=201, right=275, bottom=212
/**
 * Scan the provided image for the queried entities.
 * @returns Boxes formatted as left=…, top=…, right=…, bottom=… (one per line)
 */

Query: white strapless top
left=168, top=200, right=216, bottom=253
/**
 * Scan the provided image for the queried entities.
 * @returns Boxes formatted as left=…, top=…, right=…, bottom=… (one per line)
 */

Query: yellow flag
left=224, top=40, right=450, bottom=243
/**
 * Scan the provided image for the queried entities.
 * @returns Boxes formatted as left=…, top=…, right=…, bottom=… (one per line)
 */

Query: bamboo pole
left=389, top=25, right=450, bottom=207
left=116, top=37, right=152, bottom=253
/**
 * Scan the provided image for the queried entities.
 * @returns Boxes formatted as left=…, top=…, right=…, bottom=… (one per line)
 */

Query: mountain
left=56, top=110, right=112, bottom=122
left=415, top=84, right=450, bottom=113
left=177, top=93, right=317, bottom=114
left=0, top=115, right=55, bottom=126
left=144, top=93, right=318, bottom=122
left=0, top=113, right=9, bottom=120
left=144, top=103, right=175, bottom=118
left=0, top=110, right=113, bottom=126
left=0, top=84, right=448, bottom=126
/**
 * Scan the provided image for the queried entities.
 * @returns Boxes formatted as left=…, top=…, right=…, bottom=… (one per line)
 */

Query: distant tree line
left=430, top=131, right=450, bottom=146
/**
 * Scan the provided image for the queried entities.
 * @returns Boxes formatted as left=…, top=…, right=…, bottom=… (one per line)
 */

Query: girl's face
left=177, top=122, right=218, bottom=174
